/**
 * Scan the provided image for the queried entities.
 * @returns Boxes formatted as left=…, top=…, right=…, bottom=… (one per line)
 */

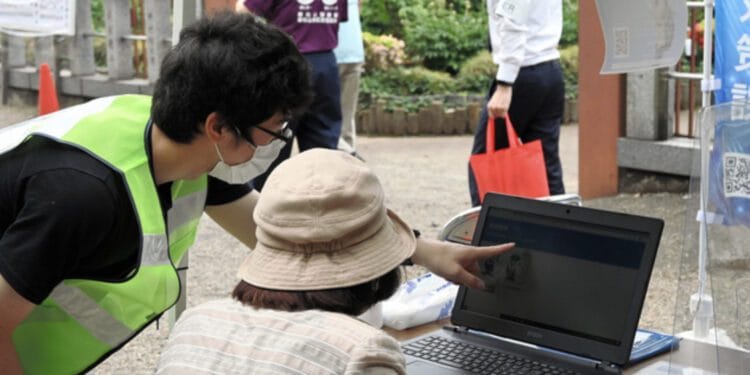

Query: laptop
left=403, top=193, right=664, bottom=375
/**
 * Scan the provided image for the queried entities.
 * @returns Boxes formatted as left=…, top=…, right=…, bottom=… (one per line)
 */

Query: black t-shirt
left=0, top=132, right=251, bottom=304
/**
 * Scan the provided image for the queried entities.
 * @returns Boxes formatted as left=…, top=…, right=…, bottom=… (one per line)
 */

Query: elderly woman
left=157, top=149, right=511, bottom=374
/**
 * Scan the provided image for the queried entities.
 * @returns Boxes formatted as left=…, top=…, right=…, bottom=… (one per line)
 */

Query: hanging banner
left=595, top=0, right=686, bottom=74
left=0, top=0, right=75, bottom=36
left=715, top=0, right=750, bottom=105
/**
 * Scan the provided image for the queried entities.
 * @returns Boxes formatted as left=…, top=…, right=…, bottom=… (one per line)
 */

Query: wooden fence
left=357, top=96, right=579, bottom=136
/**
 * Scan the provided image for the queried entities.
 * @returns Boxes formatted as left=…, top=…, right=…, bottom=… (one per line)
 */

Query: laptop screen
left=452, top=194, right=663, bottom=366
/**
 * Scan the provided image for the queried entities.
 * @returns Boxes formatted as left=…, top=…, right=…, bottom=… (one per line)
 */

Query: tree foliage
left=399, top=1, right=487, bottom=74
left=561, top=0, right=579, bottom=46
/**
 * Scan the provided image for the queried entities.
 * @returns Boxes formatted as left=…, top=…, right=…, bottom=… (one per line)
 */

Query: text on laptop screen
left=461, top=207, right=650, bottom=346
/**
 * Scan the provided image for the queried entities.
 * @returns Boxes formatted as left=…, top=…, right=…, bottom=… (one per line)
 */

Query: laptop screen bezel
left=450, top=193, right=663, bottom=366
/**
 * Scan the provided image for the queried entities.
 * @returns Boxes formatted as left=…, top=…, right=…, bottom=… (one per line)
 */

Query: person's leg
left=296, top=52, right=342, bottom=151
left=510, top=61, right=566, bottom=195
left=337, top=62, right=363, bottom=154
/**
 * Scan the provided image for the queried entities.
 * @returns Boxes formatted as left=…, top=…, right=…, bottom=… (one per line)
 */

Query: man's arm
left=487, top=0, right=531, bottom=118
left=205, top=190, right=260, bottom=249
left=487, top=84, right=513, bottom=119
left=0, top=274, right=34, bottom=375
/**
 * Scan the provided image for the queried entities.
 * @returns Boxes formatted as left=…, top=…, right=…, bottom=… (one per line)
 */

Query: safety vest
left=1, top=95, right=207, bottom=374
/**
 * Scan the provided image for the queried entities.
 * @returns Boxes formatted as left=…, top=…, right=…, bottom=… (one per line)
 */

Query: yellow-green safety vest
left=1, top=95, right=207, bottom=374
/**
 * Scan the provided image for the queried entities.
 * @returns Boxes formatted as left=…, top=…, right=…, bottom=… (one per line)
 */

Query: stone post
left=104, top=0, right=135, bottom=79
left=626, top=68, right=669, bottom=140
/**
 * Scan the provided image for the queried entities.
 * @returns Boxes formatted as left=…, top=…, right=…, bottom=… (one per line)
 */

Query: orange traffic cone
left=38, top=63, right=60, bottom=115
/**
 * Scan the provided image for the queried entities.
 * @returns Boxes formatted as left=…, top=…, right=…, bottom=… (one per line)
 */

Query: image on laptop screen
left=452, top=195, right=662, bottom=365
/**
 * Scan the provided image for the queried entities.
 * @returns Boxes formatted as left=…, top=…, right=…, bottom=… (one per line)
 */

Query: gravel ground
left=0, top=104, right=703, bottom=374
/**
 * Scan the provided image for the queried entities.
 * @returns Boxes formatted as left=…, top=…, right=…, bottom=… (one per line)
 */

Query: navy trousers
left=252, top=51, right=342, bottom=191
left=468, top=59, right=565, bottom=206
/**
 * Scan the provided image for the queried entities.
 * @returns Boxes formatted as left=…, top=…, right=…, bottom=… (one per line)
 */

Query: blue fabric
left=715, top=0, right=750, bottom=104
left=469, top=60, right=565, bottom=206
left=708, top=1, right=750, bottom=225
left=333, top=0, right=364, bottom=64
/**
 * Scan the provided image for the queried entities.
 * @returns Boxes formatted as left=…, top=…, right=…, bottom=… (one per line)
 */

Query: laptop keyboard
left=403, top=335, right=581, bottom=375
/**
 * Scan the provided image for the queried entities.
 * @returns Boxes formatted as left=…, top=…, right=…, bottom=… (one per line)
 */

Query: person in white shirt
left=468, top=0, right=565, bottom=206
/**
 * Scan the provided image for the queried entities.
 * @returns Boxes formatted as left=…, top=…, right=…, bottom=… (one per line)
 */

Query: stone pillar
left=34, top=36, right=55, bottom=72
left=6, top=35, right=26, bottom=67
left=69, top=0, right=96, bottom=76
left=104, top=0, right=135, bottom=79
left=144, top=0, right=172, bottom=83
left=626, top=68, right=669, bottom=140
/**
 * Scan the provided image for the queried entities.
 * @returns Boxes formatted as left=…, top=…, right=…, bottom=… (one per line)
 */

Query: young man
left=468, top=0, right=566, bottom=205
left=0, top=11, right=510, bottom=375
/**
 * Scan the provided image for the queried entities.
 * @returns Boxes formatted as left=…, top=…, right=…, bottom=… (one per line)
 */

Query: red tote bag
left=470, top=116, right=549, bottom=203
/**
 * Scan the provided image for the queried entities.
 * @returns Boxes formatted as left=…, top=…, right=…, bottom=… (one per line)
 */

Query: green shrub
left=561, top=0, right=579, bottom=47
left=455, top=50, right=494, bottom=93
left=361, top=66, right=455, bottom=97
left=91, top=0, right=106, bottom=67
left=398, top=66, right=456, bottom=95
left=362, top=32, right=407, bottom=71
left=91, top=0, right=105, bottom=32
left=360, top=0, right=412, bottom=38
left=444, top=0, right=485, bottom=13
left=559, top=45, right=579, bottom=100
left=399, top=2, right=487, bottom=74
left=93, top=38, right=107, bottom=68
left=360, top=0, right=485, bottom=37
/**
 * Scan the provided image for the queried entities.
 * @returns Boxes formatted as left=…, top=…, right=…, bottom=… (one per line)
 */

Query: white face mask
left=209, top=137, right=286, bottom=184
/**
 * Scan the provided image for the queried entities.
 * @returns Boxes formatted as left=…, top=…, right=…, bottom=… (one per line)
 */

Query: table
left=384, top=321, right=750, bottom=374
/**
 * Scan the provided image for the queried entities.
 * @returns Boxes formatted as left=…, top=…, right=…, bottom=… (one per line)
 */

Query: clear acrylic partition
left=666, top=102, right=750, bottom=374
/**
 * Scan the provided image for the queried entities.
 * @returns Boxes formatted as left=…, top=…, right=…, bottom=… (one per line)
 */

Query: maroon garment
left=243, top=0, right=347, bottom=53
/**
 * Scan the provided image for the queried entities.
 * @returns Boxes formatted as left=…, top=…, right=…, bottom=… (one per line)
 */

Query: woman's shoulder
left=178, top=300, right=395, bottom=345
left=297, top=310, right=382, bottom=334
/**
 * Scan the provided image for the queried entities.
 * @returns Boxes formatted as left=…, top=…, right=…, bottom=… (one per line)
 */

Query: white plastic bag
left=382, top=272, right=458, bottom=330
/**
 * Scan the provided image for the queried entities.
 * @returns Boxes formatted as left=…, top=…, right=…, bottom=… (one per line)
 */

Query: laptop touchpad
left=407, top=360, right=470, bottom=374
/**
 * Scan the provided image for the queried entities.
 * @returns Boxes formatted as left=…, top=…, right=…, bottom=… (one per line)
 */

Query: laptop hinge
left=595, top=361, right=620, bottom=374
left=442, top=324, right=470, bottom=334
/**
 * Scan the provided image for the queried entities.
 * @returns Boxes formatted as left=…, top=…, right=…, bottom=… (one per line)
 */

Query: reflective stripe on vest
left=6, top=95, right=208, bottom=374
left=49, top=284, right=133, bottom=347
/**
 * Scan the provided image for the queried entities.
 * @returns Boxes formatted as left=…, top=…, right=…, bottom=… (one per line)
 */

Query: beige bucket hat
left=237, top=149, right=416, bottom=290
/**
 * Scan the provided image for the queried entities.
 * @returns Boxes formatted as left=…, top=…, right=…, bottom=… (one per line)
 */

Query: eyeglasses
left=234, top=121, right=293, bottom=147
left=255, top=121, right=293, bottom=143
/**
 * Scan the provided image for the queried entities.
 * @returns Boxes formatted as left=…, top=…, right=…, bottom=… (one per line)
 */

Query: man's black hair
left=151, top=11, right=312, bottom=143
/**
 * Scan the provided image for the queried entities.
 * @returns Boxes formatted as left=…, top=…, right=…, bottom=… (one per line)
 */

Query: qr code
left=613, top=27, right=629, bottom=58
left=724, top=152, right=750, bottom=197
